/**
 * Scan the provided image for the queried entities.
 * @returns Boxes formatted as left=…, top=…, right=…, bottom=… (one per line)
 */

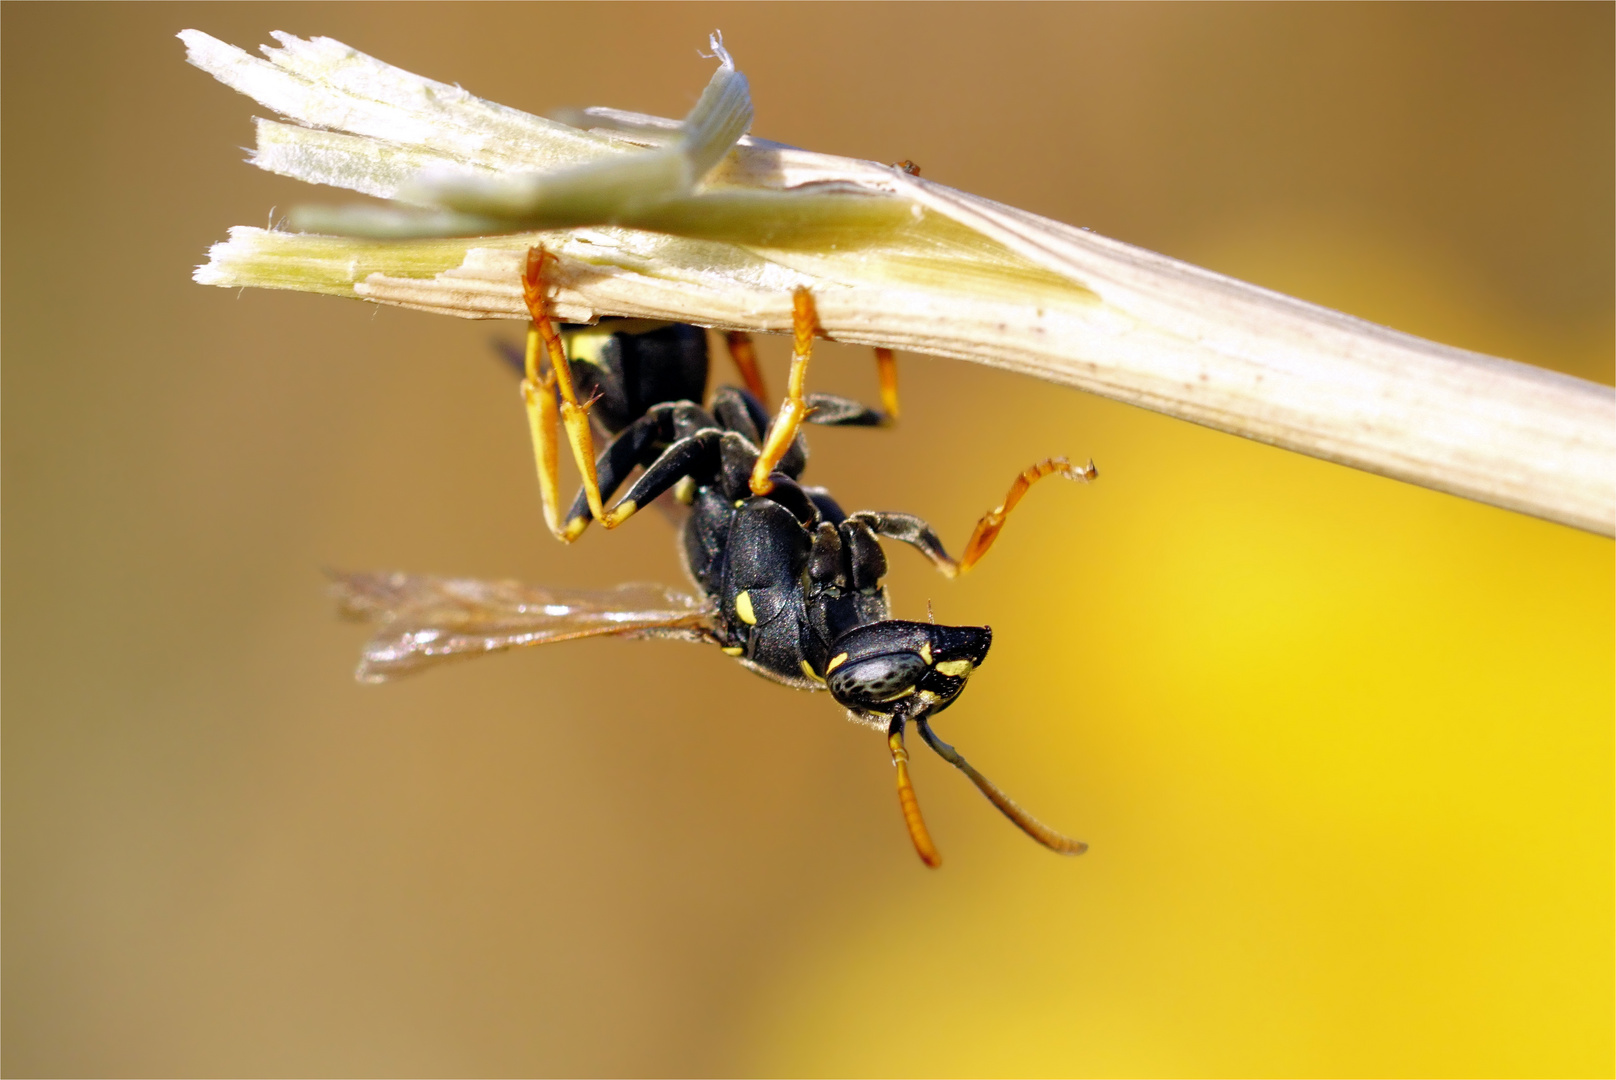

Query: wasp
left=334, top=248, right=1096, bottom=867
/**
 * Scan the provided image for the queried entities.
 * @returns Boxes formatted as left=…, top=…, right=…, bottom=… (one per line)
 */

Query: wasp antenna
left=916, top=717, right=1087, bottom=855
left=888, top=720, right=942, bottom=868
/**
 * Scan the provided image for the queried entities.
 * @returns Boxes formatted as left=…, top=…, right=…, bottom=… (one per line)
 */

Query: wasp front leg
left=557, top=402, right=715, bottom=541
left=850, top=457, right=1098, bottom=578
left=520, top=247, right=619, bottom=536
left=954, top=456, right=1097, bottom=572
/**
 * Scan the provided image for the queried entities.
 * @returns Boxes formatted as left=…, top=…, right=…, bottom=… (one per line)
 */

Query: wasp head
left=825, top=620, right=991, bottom=723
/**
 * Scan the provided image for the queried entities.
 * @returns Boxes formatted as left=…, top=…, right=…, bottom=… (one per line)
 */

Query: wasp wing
left=329, top=571, right=719, bottom=682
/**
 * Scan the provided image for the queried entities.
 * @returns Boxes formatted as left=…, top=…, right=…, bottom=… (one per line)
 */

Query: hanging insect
left=333, top=247, right=1097, bottom=867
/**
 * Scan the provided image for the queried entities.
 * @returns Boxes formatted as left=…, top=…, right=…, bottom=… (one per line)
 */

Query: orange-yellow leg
left=725, top=330, right=769, bottom=402
left=952, top=456, right=1098, bottom=576
left=874, top=347, right=900, bottom=420
left=889, top=723, right=942, bottom=868
left=518, top=327, right=567, bottom=541
left=749, top=287, right=819, bottom=495
left=520, top=247, right=633, bottom=536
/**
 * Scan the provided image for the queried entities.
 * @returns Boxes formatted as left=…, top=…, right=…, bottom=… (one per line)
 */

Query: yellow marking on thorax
left=560, top=327, right=616, bottom=369
left=934, top=659, right=973, bottom=677
left=800, top=659, right=825, bottom=685
left=919, top=642, right=933, bottom=665
left=562, top=320, right=677, bottom=367
left=721, top=645, right=744, bottom=656
left=734, top=591, right=757, bottom=625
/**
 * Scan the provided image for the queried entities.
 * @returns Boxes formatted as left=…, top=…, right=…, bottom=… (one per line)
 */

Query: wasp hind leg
left=520, top=246, right=615, bottom=537
left=749, top=288, right=822, bottom=495
left=518, top=322, right=569, bottom=541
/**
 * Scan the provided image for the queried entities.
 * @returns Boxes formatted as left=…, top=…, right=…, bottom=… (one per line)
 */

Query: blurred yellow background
left=4, top=4, right=1610, bottom=1076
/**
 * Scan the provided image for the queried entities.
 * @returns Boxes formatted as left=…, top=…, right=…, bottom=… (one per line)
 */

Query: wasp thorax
left=826, top=620, right=991, bottom=714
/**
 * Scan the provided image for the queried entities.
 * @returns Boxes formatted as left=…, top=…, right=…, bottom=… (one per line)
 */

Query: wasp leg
left=803, top=392, right=887, bottom=428
left=955, top=457, right=1097, bottom=572
left=712, top=385, right=873, bottom=481
left=596, top=428, right=744, bottom=529
left=915, top=717, right=1087, bottom=855
left=801, top=485, right=847, bottom=525
left=749, top=287, right=820, bottom=496
left=889, top=718, right=942, bottom=868
left=521, top=246, right=612, bottom=529
left=875, top=347, right=900, bottom=420
left=708, top=385, right=771, bottom=448
left=516, top=328, right=569, bottom=541
left=731, top=321, right=893, bottom=425
left=851, top=457, right=1096, bottom=577
left=724, top=330, right=769, bottom=403
left=846, top=511, right=959, bottom=578
left=559, top=402, right=714, bottom=540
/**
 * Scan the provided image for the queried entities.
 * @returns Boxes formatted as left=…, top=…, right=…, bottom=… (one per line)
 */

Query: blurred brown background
left=4, top=4, right=1611, bottom=1076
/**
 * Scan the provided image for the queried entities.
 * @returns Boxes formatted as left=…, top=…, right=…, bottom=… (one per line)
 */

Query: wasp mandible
left=335, top=247, right=1096, bottom=867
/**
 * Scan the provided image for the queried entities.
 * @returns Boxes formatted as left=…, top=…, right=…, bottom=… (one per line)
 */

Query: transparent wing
left=329, top=571, right=719, bottom=682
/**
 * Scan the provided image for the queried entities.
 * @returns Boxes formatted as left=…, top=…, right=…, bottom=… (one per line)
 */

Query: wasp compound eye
left=828, top=651, right=929, bottom=707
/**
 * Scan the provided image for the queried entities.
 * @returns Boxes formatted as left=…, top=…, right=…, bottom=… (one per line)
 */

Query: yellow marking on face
left=721, top=645, right=744, bottom=656
left=882, top=685, right=917, bottom=701
left=934, top=659, right=973, bottom=678
left=735, top=591, right=757, bottom=625
left=919, top=642, right=933, bottom=665
left=800, top=659, right=825, bottom=685
left=826, top=652, right=848, bottom=673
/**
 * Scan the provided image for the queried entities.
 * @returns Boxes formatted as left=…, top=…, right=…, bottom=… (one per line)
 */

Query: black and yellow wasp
left=335, top=247, right=1096, bottom=867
